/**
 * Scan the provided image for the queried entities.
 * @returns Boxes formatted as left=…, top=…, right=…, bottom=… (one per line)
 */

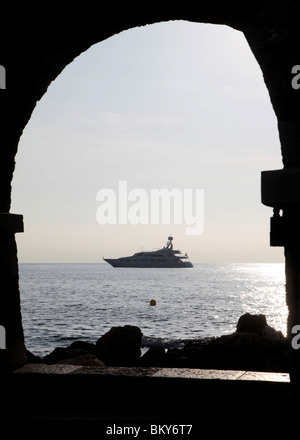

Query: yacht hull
left=103, top=258, right=193, bottom=268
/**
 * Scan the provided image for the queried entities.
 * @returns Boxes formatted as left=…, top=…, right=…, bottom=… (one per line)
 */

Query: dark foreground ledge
left=4, top=364, right=292, bottom=426
left=13, top=363, right=291, bottom=381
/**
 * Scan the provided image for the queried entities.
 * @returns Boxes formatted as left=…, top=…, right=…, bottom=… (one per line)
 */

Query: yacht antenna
left=166, top=235, right=173, bottom=250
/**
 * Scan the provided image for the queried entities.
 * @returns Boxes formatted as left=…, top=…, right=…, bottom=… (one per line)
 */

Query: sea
left=19, top=263, right=288, bottom=357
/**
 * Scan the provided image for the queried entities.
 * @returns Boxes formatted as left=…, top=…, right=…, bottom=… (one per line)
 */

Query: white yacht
left=103, top=236, right=193, bottom=268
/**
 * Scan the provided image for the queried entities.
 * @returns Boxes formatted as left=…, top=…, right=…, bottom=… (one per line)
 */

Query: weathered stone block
left=261, top=168, right=300, bottom=207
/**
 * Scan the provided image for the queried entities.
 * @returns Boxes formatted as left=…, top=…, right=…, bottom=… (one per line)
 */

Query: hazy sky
left=11, top=21, right=284, bottom=263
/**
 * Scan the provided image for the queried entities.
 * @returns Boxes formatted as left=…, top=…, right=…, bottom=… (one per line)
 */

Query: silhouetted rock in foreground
left=236, top=313, right=285, bottom=341
left=140, top=346, right=166, bottom=367
left=40, top=326, right=143, bottom=367
left=236, top=313, right=267, bottom=335
left=95, top=325, right=143, bottom=366
left=165, top=332, right=288, bottom=372
left=164, top=313, right=288, bottom=372
left=43, top=343, right=97, bottom=365
left=31, top=315, right=288, bottom=372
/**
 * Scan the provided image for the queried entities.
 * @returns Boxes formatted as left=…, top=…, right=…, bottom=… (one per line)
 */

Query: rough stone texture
left=57, top=354, right=105, bottom=367
left=13, top=363, right=290, bottom=382
left=2, top=1, right=300, bottom=372
left=0, top=232, right=26, bottom=370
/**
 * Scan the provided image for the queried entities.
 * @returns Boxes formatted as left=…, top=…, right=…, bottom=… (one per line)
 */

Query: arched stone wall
left=1, top=1, right=300, bottom=371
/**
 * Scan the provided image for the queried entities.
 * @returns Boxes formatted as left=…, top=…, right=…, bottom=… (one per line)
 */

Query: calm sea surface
left=19, top=263, right=288, bottom=357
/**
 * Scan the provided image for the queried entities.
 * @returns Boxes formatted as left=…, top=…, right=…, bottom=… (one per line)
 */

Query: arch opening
left=11, top=23, right=288, bottom=358
left=2, top=3, right=299, bottom=371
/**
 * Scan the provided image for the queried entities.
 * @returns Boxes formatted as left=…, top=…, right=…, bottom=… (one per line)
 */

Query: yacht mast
left=166, top=235, right=173, bottom=250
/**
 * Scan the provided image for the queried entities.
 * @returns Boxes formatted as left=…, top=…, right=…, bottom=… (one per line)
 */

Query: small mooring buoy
left=150, top=299, right=156, bottom=306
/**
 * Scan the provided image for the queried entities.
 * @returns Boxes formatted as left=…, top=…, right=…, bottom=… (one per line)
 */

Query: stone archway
left=1, top=2, right=300, bottom=372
